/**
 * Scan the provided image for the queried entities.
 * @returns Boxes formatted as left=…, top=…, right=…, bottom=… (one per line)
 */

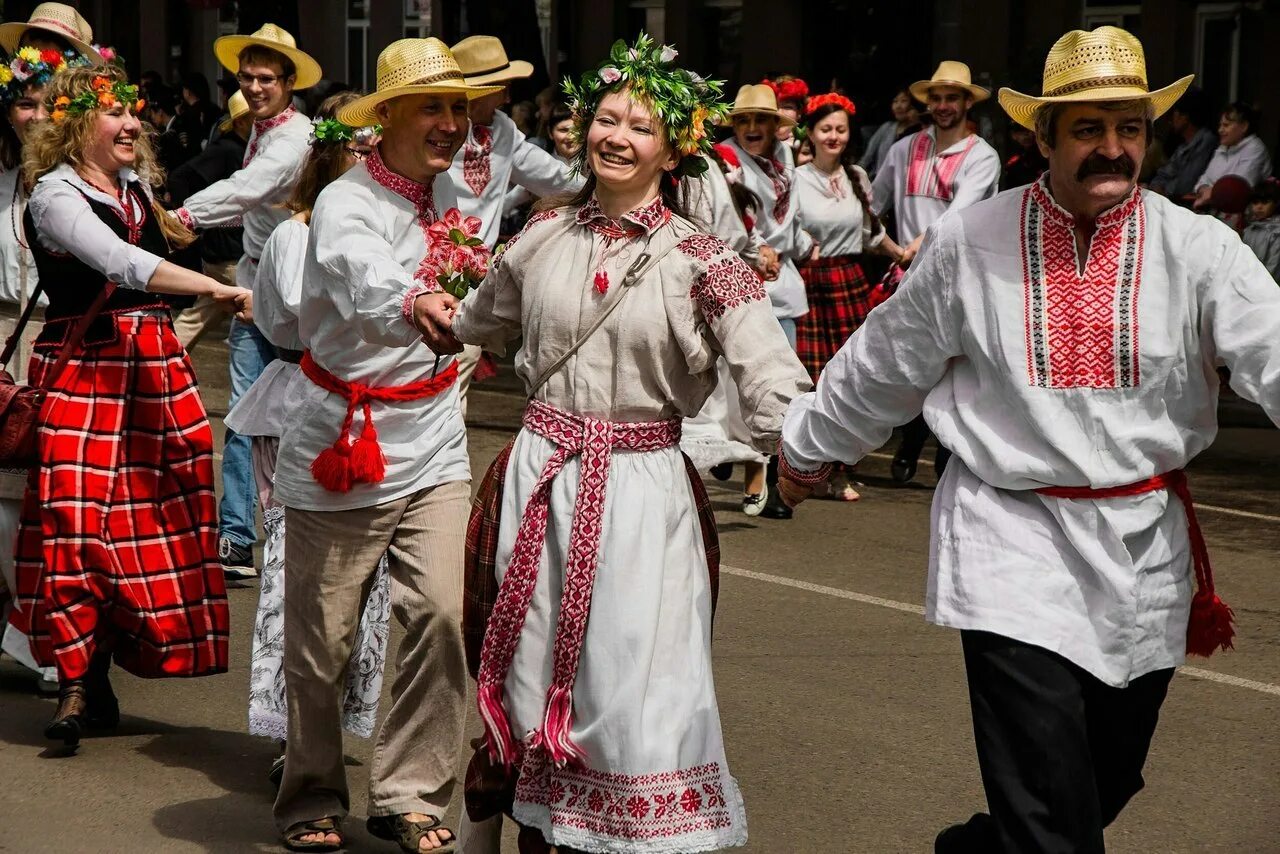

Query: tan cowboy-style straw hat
left=0, top=2, right=102, bottom=64
left=452, top=35, right=533, bottom=86
left=999, top=26, right=1194, bottom=130
left=909, top=61, right=990, bottom=104
left=337, top=38, right=503, bottom=127
left=227, top=91, right=250, bottom=121
left=214, top=23, right=323, bottom=90
left=725, top=84, right=797, bottom=128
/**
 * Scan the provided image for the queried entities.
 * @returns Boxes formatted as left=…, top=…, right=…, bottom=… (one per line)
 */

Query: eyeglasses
left=236, top=72, right=286, bottom=88
left=344, top=146, right=369, bottom=160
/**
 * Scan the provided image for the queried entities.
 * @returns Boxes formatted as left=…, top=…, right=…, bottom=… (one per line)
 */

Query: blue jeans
left=778, top=317, right=798, bottom=350
left=220, top=318, right=275, bottom=547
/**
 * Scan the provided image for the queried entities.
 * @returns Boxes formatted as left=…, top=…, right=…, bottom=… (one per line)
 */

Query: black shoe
left=890, top=455, right=917, bottom=484
left=44, top=682, right=87, bottom=746
left=709, top=463, right=733, bottom=482
left=759, top=456, right=793, bottom=520
left=84, top=654, right=119, bottom=731
left=219, top=536, right=257, bottom=579
left=934, top=813, right=996, bottom=853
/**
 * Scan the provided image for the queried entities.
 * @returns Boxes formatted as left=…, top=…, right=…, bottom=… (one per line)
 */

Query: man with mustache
left=870, top=61, right=1000, bottom=484
left=779, top=27, right=1280, bottom=853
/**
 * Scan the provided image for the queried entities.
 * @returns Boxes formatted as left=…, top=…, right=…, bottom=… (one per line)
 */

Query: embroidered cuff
left=401, top=283, right=439, bottom=330
left=172, top=207, right=195, bottom=230
left=777, top=441, right=832, bottom=486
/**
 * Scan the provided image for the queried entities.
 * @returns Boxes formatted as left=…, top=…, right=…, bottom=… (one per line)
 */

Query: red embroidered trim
left=491, top=209, right=559, bottom=274
left=475, top=401, right=682, bottom=768
left=689, top=248, right=768, bottom=322
left=400, top=282, right=440, bottom=329
left=747, top=154, right=791, bottom=223
left=674, top=233, right=723, bottom=262
left=365, top=148, right=442, bottom=288
left=778, top=442, right=833, bottom=485
left=462, top=124, right=494, bottom=196
left=244, top=105, right=298, bottom=166
left=905, top=130, right=978, bottom=202
left=516, top=749, right=736, bottom=842
left=574, top=195, right=671, bottom=237
left=173, top=206, right=195, bottom=231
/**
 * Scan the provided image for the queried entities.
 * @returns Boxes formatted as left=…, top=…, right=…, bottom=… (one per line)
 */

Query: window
left=1197, top=4, right=1241, bottom=105
left=1081, top=2, right=1140, bottom=31
left=348, top=0, right=370, bottom=90
left=405, top=0, right=432, bottom=38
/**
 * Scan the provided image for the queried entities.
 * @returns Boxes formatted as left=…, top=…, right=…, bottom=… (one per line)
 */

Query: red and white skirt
left=796, top=254, right=873, bottom=385
left=11, top=313, right=228, bottom=681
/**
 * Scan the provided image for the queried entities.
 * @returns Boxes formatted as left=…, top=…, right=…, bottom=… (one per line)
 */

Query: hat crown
left=929, top=60, right=974, bottom=88
left=247, top=23, right=298, bottom=51
left=1041, top=26, right=1148, bottom=97
left=451, top=35, right=508, bottom=76
left=24, top=2, right=91, bottom=42
left=375, top=38, right=465, bottom=92
left=732, top=83, right=781, bottom=113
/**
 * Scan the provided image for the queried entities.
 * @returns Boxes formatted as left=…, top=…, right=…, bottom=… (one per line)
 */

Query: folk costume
left=172, top=24, right=318, bottom=572
left=454, top=38, right=810, bottom=853
left=12, top=160, right=228, bottom=684
left=782, top=28, right=1260, bottom=853
left=269, top=38, right=500, bottom=841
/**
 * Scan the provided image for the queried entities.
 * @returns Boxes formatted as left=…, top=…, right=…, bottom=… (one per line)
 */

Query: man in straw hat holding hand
left=172, top=24, right=320, bottom=581
left=778, top=26, right=1280, bottom=852
left=871, top=60, right=1001, bottom=485
left=270, top=37, right=499, bottom=853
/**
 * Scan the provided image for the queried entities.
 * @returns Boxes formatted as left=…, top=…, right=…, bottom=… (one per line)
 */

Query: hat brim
left=724, top=107, right=797, bottom=129
left=909, top=79, right=990, bottom=104
left=997, top=74, right=1195, bottom=130
left=336, top=82, right=505, bottom=127
left=215, top=35, right=323, bottom=90
left=462, top=59, right=534, bottom=87
left=0, top=23, right=103, bottom=66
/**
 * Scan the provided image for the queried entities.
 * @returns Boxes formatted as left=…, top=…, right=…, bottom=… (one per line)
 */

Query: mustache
left=1076, top=152, right=1137, bottom=181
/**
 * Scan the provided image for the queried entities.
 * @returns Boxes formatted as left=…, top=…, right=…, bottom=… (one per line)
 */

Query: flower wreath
left=0, top=46, right=82, bottom=106
left=309, top=117, right=381, bottom=146
left=52, top=74, right=142, bottom=123
left=562, top=32, right=730, bottom=179
left=805, top=92, right=857, bottom=118
left=763, top=75, right=809, bottom=106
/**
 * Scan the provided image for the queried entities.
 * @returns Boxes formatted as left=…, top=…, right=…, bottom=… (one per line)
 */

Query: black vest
left=25, top=179, right=172, bottom=346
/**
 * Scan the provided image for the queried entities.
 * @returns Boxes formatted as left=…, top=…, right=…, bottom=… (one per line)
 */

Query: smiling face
left=810, top=109, right=850, bottom=161
left=550, top=116, right=578, bottom=160
left=1218, top=110, right=1249, bottom=147
left=1039, top=101, right=1147, bottom=218
left=8, top=82, right=48, bottom=144
left=377, top=91, right=469, bottom=181
left=586, top=89, right=677, bottom=197
left=927, top=86, right=972, bottom=131
left=890, top=91, right=912, bottom=122
left=237, top=58, right=295, bottom=120
left=83, top=100, right=143, bottom=173
left=732, top=112, right=779, bottom=157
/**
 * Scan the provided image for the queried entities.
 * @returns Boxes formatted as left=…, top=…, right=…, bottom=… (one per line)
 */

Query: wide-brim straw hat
left=227, top=90, right=249, bottom=121
left=214, top=23, right=322, bottom=90
left=725, top=84, right=797, bottom=128
left=0, top=2, right=102, bottom=64
left=999, top=26, right=1194, bottom=130
left=910, top=60, right=989, bottom=104
left=452, top=35, right=533, bottom=86
left=337, top=38, right=502, bottom=127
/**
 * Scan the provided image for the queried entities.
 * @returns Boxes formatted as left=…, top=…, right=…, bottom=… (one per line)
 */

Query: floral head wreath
left=0, top=46, right=90, bottom=107
left=562, top=32, right=730, bottom=179
left=52, top=74, right=142, bottom=123
left=763, top=76, right=810, bottom=106
left=309, top=117, right=380, bottom=147
left=805, top=92, right=857, bottom=119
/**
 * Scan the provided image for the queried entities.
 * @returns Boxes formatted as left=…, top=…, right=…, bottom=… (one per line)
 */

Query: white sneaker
left=742, top=485, right=768, bottom=516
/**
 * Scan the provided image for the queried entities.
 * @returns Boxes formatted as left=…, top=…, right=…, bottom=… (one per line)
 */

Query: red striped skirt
left=796, top=254, right=872, bottom=385
left=11, top=314, right=228, bottom=681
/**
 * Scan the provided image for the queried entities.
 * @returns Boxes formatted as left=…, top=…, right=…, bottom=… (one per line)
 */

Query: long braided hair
left=803, top=101, right=882, bottom=236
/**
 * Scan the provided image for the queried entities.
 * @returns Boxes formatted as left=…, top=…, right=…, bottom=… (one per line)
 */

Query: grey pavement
left=1, top=323, right=1277, bottom=853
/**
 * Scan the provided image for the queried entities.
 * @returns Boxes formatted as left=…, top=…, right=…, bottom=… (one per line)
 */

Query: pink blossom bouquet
left=422, top=208, right=491, bottom=299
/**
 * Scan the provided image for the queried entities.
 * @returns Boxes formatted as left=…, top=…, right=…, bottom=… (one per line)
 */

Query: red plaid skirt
left=796, top=254, right=872, bottom=384
left=11, top=314, right=228, bottom=681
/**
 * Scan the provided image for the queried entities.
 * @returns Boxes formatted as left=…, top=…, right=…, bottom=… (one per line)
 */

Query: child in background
left=1243, top=178, right=1280, bottom=282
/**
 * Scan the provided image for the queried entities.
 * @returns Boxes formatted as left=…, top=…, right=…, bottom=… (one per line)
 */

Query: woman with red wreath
left=795, top=93, right=903, bottom=501
left=763, top=75, right=809, bottom=165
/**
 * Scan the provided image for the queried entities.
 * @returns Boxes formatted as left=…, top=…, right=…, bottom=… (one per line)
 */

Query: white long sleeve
left=252, top=218, right=308, bottom=351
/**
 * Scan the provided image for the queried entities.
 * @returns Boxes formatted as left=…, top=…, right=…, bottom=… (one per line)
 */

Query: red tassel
left=477, top=681, right=518, bottom=768
left=593, top=270, right=609, bottom=294
left=1186, top=589, right=1235, bottom=657
left=540, top=683, right=586, bottom=768
left=349, top=425, right=386, bottom=485
left=311, top=440, right=353, bottom=493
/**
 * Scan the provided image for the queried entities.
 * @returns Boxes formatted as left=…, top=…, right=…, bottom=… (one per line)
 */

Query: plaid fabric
left=11, top=315, right=228, bottom=681
left=796, top=255, right=873, bottom=385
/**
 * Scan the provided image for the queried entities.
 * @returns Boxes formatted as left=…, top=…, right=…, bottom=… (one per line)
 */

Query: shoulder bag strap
left=38, top=282, right=118, bottom=389
left=1, top=279, right=45, bottom=369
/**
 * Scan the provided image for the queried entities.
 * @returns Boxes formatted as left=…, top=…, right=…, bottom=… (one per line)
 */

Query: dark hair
left=238, top=46, right=297, bottom=81
left=141, top=70, right=164, bottom=88
left=216, top=76, right=239, bottom=100
left=804, top=101, right=882, bottom=235
left=17, top=29, right=72, bottom=53
left=1251, top=178, right=1280, bottom=205
left=287, top=91, right=362, bottom=215
left=548, top=103, right=573, bottom=130
left=1222, top=101, right=1258, bottom=131
left=0, top=79, right=42, bottom=171
left=181, top=71, right=210, bottom=103
left=1171, top=87, right=1211, bottom=129
left=147, top=84, right=180, bottom=116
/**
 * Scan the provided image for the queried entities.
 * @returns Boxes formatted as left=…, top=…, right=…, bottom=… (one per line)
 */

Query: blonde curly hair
left=22, top=64, right=193, bottom=247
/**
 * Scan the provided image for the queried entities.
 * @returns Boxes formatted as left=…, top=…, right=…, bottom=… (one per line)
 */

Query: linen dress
left=452, top=195, right=811, bottom=852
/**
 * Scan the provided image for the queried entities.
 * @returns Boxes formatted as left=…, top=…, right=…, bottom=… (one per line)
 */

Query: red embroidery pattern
left=244, top=104, right=297, bottom=166
left=1022, top=179, right=1145, bottom=389
left=748, top=154, right=791, bottom=223
left=365, top=148, right=443, bottom=289
left=905, top=130, right=978, bottom=201
left=475, top=401, right=681, bottom=768
left=516, top=749, right=736, bottom=843
left=675, top=233, right=725, bottom=262
left=574, top=195, right=671, bottom=237
left=687, top=238, right=768, bottom=322
left=491, top=209, right=559, bottom=274
left=462, top=124, right=494, bottom=196
left=173, top=206, right=195, bottom=231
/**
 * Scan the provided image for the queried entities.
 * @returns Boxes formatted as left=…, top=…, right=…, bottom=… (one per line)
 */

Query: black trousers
left=938, top=631, right=1174, bottom=854
left=897, top=414, right=951, bottom=473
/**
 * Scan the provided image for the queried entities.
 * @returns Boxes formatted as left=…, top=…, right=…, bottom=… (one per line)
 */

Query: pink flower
left=96, top=46, right=115, bottom=61
left=599, top=66, right=622, bottom=84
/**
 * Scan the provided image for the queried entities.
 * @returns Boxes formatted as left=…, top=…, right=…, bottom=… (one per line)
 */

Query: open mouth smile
left=598, top=151, right=633, bottom=167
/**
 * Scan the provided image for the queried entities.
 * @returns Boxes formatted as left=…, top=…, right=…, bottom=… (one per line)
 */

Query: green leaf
left=448, top=228, right=466, bottom=243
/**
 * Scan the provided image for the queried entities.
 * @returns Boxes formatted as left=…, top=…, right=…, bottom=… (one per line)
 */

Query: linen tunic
left=273, top=148, right=470, bottom=512
left=452, top=195, right=810, bottom=852
left=782, top=176, right=1280, bottom=686
left=870, top=125, right=1000, bottom=244
left=794, top=163, right=885, bottom=257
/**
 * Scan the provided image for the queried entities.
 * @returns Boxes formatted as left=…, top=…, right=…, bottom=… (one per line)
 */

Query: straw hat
left=227, top=90, right=249, bottom=121
left=0, top=2, right=102, bottom=64
left=726, top=84, right=796, bottom=128
left=909, top=61, right=989, bottom=104
left=337, top=38, right=502, bottom=127
left=999, top=27, right=1194, bottom=130
left=214, top=23, right=322, bottom=90
left=452, top=35, right=533, bottom=86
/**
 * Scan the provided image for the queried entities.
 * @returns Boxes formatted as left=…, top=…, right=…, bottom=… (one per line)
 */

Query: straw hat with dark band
left=909, top=61, right=989, bottom=104
left=0, top=2, right=102, bottom=64
left=337, top=38, right=502, bottom=128
left=999, top=26, right=1193, bottom=130
left=451, top=35, right=533, bottom=86
left=725, top=84, right=796, bottom=128
left=214, top=23, right=322, bottom=90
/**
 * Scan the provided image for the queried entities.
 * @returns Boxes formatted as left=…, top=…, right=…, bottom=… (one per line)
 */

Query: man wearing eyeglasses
left=173, top=24, right=321, bottom=581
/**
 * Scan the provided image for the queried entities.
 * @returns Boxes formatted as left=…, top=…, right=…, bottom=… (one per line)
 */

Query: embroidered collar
left=253, top=104, right=297, bottom=138
left=574, top=194, right=671, bottom=238
left=1029, top=175, right=1140, bottom=231
left=367, top=146, right=435, bottom=204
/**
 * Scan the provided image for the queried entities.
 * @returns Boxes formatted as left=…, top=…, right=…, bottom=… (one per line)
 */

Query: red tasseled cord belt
left=300, top=350, right=458, bottom=493
left=1036, top=470, right=1235, bottom=657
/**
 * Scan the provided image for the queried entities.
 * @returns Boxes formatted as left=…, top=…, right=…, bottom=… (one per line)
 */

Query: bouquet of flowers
left=420, top=208, right=491, bottom=299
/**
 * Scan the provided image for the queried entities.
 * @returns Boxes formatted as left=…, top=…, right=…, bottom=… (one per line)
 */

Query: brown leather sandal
left=44, top=682, right=87, bottom=745
left=282, top=817, right=345, bottom=852
left=366, top=813, right=456, bottom=853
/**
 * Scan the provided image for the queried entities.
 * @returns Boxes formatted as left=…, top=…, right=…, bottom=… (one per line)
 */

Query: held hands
left=211, top=284, right=253, bottom=323
left=755, top=245, right=781, bottom=281
left=777, top=475, right=815, bottom=508
left=898, top=235, right=925, bottom=268
left=413, top=291, right=463, bottom=354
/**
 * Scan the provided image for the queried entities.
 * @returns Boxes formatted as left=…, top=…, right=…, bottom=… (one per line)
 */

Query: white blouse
left=0, top=168, right=37, bottom=307
left=795, top=163, right=885, bottom=257
left=252, top=217, right=307, bottom=351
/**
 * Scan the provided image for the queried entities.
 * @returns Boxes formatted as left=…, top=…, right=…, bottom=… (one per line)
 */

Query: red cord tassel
left=540, top=683, right=586, bottom=768
left=311, top=439, right=354, bottom=493
left=593, top=270, right=609, bottom=294
left=477, top=681, right=518, bottom=768
left=348, top=418, right=386, bottom=485
left=1186, top=589, right=1235, bottom=657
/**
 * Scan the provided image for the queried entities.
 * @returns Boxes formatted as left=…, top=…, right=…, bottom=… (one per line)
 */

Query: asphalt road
left=1, top=324, right=1277, bottom=853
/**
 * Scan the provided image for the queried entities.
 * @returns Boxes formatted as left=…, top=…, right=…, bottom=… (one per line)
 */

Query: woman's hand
left=211, top=284, right=253, bottom=323
left=755, top=245, right=781, bottom=281
left=413, top=292, right=463, bottom=354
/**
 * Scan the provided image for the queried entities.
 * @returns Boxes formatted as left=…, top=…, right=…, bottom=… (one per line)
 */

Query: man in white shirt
left=870, top=60, right=1001, bottom=484
left=270, top=38, right=499, bottom=853
left=1193, top=101, right=1274, bottom=209
left=780, top=27, right=1276, bottom=853
left=172, top=24, right=319, bottom=579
